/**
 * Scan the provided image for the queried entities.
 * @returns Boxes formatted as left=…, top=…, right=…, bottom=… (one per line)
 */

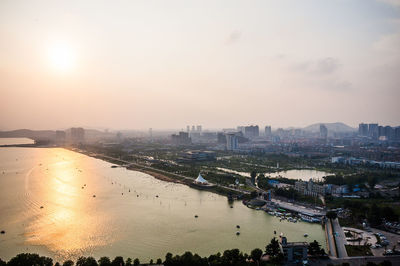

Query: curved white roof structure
left=195, top=173, right=208, bottom=184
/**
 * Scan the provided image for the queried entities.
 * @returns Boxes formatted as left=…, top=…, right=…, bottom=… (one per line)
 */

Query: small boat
left=194, top=215, right=198, bottom=218
left=111, top=165, right=118, bottom=168
left=40, top=206, right=44, bottom=209
left=230, top=206, right=233, bottom=208
left=274, top=230, right=276, bottom=234
left=0, top=230, right=5, bottom=234
left=156, top=195, right=159, bottom=198
left=236, top=231, right=240, bottom=235
left=93, top=195, right=96, bottom=198
left=236, top=225, right=240, bottom=229
left=304, top=233, right=308, bottom=237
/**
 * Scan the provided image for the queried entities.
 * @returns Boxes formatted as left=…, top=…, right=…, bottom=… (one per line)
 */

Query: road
left=309, top=255, right=400, bottom=266
left=325, top=218, right=338, bottom=257
left=332, top=218, right=348, bottom=258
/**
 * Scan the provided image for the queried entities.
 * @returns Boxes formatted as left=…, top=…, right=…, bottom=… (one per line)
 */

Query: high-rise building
left=55, top=130, right=66, bottom=144
left=320, top=124, right=328, bottom=139
left=368, top=123, right=379, bottom=139
left=395, top=127, right=400, bottom=141
left=237, top=126, right=245, bottom=134
left=358, top=123, right=368, bottom=136
left=191, top=125, right=195, bottom=132
left=217, top=132, right=226, bottom=144
left=171, top=131, right=191, bottom=145
left=226, top=133, right=239, bottom=150
left=265, top=126, right=272, bottom=137
left=244, top=125, right=259, bottom=138
left=384, top=126, right=395, bottom=140
left=186, top=125, right=190, bottom=132
left=70, top=127, right=85, bottom=144
left=196, top=125, right=202, bottom=132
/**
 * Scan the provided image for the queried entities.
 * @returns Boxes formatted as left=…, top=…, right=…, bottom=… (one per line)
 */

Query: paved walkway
left=81, top=151, right=250, bottom=195
left=332, top=218, right=348, bottom=258
left=325, top=218, right=338, bottom=257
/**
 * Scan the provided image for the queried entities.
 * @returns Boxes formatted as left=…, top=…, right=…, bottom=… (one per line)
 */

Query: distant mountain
left=303, top=122, right=356, bottom=133
left=0, top=128, right=114, bottom=141
left=0, top=129, right=56, bottom=140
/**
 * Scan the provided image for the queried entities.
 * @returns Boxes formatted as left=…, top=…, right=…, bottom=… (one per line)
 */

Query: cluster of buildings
left=331, top=156, right=400, bottom=169
left=294, top=180, right=353, bottom=198
left=294, top=180, right=325, bottom=197
left=55, top=127, right=85, bottom=145
left=171, top=131, right=191, bottom=145
left=358, top=123, right=400, bottom=141
left=177, top=150, right=216, bottom=162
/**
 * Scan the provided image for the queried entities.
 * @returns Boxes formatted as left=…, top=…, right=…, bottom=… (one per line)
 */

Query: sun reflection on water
left=24, top=150, right=115, bottom=260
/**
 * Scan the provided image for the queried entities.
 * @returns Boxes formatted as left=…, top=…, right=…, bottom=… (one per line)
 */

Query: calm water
left=0, top=147, right=326, bottom=262
left=269, top=169, right=331, bottom=181
left=0, top=138, right=34, bottom=145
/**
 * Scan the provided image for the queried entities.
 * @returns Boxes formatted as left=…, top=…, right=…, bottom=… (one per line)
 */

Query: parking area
left=371, top=228, right=400, bottom=256
left=341, top=227, right=400, bottom=256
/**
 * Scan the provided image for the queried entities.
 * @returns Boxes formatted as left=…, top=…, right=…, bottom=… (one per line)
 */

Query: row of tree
left=0, top=238, right=326, bottom=266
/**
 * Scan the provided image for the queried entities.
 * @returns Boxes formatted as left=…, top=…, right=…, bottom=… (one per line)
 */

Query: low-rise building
left=294, top=180, right=325, bottom=197
left=280, top=236, right=308, bottom=264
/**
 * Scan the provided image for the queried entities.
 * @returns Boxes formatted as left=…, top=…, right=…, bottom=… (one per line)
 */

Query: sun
left=48, top=42, right=76, bottom=72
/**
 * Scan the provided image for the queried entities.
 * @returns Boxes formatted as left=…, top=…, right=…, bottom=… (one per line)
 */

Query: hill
left=303, top=122, right=356, bottom=133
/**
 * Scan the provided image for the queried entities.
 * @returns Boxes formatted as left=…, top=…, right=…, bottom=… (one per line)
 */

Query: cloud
left=290, top=57, right=340, bottom=75
left=378, top=0, right=400, bottom=7
left=314, top=57, right=340, bottom=75
left=225, top=30, right=242, bottom=45
left=373, top=32, right=400, bottom=55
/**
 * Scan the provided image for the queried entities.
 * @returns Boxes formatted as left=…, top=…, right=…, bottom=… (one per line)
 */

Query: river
left=0, top=144, right=326, bottom=262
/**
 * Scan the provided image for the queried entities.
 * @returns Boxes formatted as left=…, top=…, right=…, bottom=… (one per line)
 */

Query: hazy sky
left=1, top=0, right=400, bottom=130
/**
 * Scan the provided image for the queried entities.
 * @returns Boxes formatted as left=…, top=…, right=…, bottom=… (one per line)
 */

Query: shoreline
left=67, top=147, right=247, bottom=198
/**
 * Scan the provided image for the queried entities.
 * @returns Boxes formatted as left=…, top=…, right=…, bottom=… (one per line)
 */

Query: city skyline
left=1, top=0, right=400, bottom=130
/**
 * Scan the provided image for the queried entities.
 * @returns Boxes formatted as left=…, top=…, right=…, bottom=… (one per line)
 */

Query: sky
left=1, top=0, right=400, bottom=130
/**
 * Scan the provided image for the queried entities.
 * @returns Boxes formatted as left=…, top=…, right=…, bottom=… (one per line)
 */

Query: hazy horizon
left=1, top=0, right=400, bottom=130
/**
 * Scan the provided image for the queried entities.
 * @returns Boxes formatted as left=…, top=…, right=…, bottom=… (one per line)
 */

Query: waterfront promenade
left=77, top=150, right=250, bottom=195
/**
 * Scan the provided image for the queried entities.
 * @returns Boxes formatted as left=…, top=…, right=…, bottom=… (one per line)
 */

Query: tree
left=156, top=258, right=162, bottom=264
left=149, top=259, right=153, bottom=265
left=368, top=176, right=378, bottom=189
left=309, top=240, right=324, bottom=256
left=251, top=171, right=257, bottom=185
left=0, top=258, right=6, bottom=266
left=7, top=253, right=53, bottom=266
left=111, top=256, right=124, bottom=266
left=133, top=258, right=140, bottom=266
left=250, top=248, right=263, bottom=265
left=63, top=260, right=74, bottom=266
left=326, top=211, right=337, bottom=220
left=98, top=257, right=111, bottom=266
left=265, top=237, right=281, bottom=258
left=125, top=258, right=132, bottom=266
left=76, top=257, right=98, bottom=266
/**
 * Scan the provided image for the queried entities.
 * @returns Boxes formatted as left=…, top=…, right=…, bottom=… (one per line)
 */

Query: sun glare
left=48, top=42, right=76, bottom=72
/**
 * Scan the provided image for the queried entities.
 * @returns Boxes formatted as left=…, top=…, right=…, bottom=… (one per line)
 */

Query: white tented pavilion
left=195, top=173, right=208, bottom=184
